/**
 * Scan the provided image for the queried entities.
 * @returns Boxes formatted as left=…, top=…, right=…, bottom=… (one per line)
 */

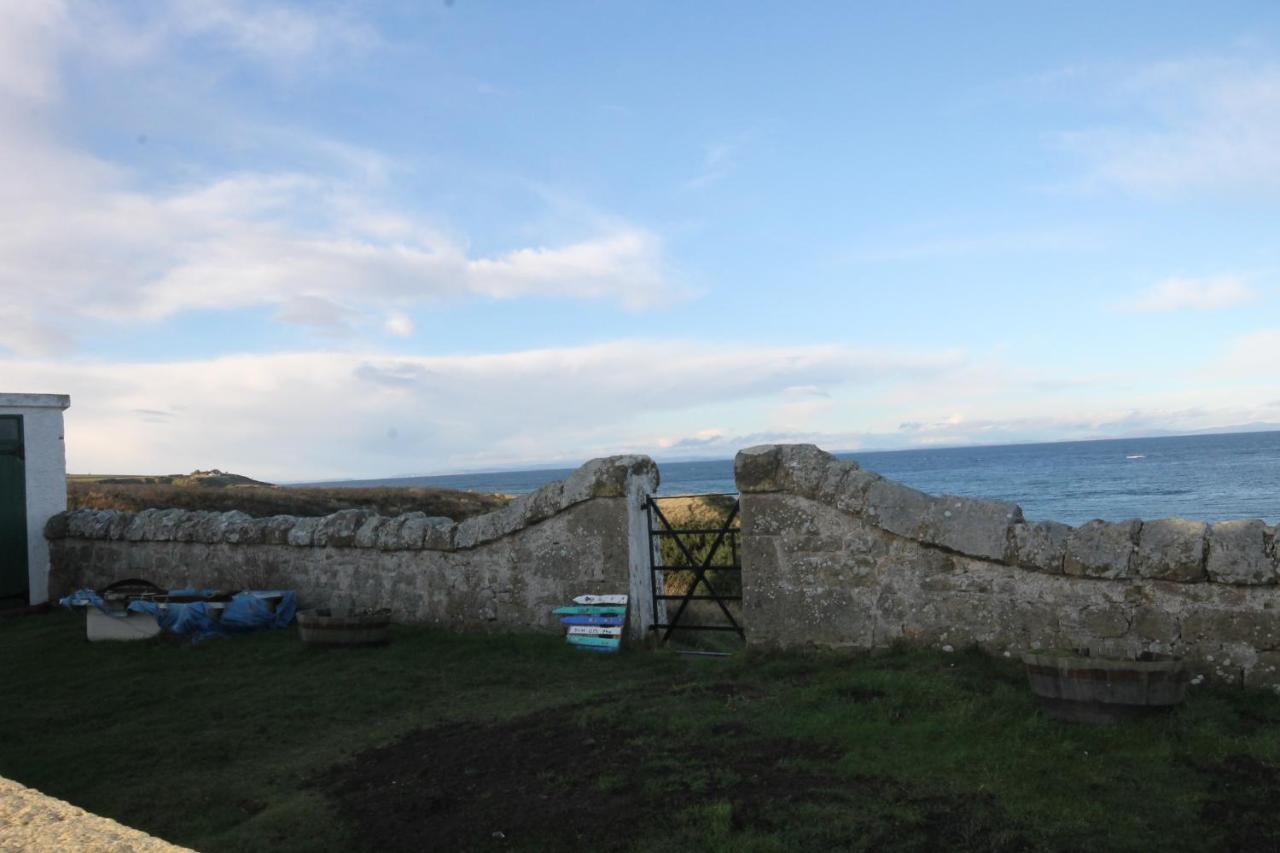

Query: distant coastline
left=293, top=430, right=1280, bottom=526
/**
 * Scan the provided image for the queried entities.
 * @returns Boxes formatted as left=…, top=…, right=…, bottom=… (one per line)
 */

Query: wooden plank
left=553, top=605, right=626, bottom=616
left=565, top=634, right=621, bottom=649
left=559, top=615, right=625, bottom=626
left=572, top=594, right=628, bottom=605
left=567, top=625, right=622, bottom=637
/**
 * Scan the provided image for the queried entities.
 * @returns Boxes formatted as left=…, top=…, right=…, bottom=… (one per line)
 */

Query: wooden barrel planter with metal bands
left=1022, top=650, right=1187, bottom=724
left=297, top=608, right=392, bottom=646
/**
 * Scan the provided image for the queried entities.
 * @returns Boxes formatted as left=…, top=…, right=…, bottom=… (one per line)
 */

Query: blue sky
left=2, top=1, right=1279, bottom=479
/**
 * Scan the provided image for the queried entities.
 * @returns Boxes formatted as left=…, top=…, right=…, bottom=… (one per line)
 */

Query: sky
left=2, top=1, right=1280, bottom=481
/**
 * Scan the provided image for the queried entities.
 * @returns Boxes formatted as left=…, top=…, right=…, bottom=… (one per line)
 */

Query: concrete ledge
left=0, top=775, right=191, bottom=851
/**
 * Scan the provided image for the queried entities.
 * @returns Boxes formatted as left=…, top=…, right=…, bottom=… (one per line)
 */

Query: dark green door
left=0, top=416, right=28, bottom=600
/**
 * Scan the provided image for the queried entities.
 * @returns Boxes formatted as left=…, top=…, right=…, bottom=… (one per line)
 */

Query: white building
left=1, top=394, right=71, bottom=607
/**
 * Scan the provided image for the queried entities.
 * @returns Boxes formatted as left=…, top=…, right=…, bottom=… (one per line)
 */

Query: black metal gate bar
left=645, top=494, right=745, bottom=644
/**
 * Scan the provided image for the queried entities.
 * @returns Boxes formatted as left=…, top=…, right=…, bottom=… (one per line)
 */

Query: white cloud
left=0, top=341, right=964, bottom=479
left=0, top=6, right=680, bottom=355
left=1118, top=276, right=1261, bottom=313
left=384, top=312, right=415, bottom=338
left=1060, top=57, right=1280, bottom=195
left=1216, top=328, right=1280, bottom=373
left=0, top=1, right=67, bottom=103
left=167, top=0, right=377, bottom=64
left=4, top=334, right=1275, bottom=479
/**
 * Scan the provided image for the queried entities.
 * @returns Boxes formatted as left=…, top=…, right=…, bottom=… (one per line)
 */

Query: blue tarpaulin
left=60, top=589, right=296, bottom=641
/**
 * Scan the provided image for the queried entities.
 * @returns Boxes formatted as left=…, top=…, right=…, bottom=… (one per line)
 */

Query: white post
left=625, top=476, right=653, bottom=641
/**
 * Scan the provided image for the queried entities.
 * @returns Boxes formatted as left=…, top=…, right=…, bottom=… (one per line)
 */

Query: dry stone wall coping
left=45, top=455, right=659, bottom=553
left=736, top=443, right=1279, bottom=586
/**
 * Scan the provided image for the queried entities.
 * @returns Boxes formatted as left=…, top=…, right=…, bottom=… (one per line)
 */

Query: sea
left=309, top=431, right=1280, bottom=525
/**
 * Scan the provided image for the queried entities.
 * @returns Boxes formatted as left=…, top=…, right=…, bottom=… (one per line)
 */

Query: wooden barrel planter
left=297, top=608, right=391, bottom=647
left=1022, top=649, right=1187, bottom=724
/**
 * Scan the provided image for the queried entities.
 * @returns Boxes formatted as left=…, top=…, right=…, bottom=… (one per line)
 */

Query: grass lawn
left=3, top=613, right=1280, bottom=852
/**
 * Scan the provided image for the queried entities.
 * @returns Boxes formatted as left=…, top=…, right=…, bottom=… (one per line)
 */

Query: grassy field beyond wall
left=4, top=612, right=1280, bottom=852
left=67, top=476, right=510, bottom=520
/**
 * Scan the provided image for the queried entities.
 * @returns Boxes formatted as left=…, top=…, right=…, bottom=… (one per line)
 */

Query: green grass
left=3, top=613, right=1280, bottom=851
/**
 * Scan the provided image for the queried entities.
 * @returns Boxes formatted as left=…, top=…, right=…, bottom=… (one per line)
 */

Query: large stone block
left=863, top=478, right=935, bottom=540
left=561, top=454, right=659, bottom=502
left=455, top=509, right=518, bottom=550
left=1182, top=610, right=1280, bottom=650
left=734, top=444, right=784, bottom=493
left=174, top=511, right=210, bottom=543
left=1065, top=520, right=1140, bottom=579
left=261, top=515, right=296, bottom=546
left=421, top=517, right=456, bottom=550
left=918, top=495, right=1022, bottom=562
left=1207, top=520, right=1277, bottom=585
left=1134, top=518, right=1207, bottom=582
left=125, top=509, right=159, bottom=542
left=1131, top=607, right=1179, bottom=644
left=287, top=517, right=320, bottom=547
left=1010, top=521, right=1070, bottom=573
left=375, top=514, right=410, bottom=550
left=150, top=509, right=189, bottom=542
left=223, top=514, right=265, bottom=545
left=62, top=509, right=97, bottom=539
left=353, top=516, right=387, bottom=549
left=776, top=444, right=839, bottom=496
left=314, top=509, right=375, bottom=548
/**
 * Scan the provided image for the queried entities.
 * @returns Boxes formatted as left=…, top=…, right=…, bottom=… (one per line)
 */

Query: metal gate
left=645, top=494, right=744, bottom=646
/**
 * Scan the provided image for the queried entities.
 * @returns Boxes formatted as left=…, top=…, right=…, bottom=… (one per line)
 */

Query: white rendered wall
left=0, top=394, right=70, bottom=605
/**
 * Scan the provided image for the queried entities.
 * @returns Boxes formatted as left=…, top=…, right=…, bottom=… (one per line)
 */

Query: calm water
left=309, top=431, right=1280, bottom=525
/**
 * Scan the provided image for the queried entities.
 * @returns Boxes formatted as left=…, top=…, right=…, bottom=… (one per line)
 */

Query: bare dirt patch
left=321, top=706, right=840, bottom=852
left=320, top=702, right=1035, bottom=852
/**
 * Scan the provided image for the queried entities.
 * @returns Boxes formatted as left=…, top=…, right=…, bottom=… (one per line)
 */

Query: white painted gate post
left=625, top=476, right=660, bottom=643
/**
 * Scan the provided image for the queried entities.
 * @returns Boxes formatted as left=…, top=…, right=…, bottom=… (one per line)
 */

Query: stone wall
left=46, top=456, right=659, bottom=638
left=737, top=444, right=1280, bottom=688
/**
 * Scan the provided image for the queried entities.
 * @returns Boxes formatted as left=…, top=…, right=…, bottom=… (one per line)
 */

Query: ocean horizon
left=299, top=430, right=1280, bottom=526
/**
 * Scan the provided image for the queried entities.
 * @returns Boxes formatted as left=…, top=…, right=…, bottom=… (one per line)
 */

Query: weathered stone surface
left=1132, top=607, right=1179, bottom=643
left=46, top=486, right=642, bottom=638
left=174, top=512, right=209, bottom=543
left=1135, top=518, right=1207, bottom=582
left=125, top=509, right=160, bottom=542
left=223, top=514, right=265, bottom=545
left=863, top=478, right=935, bottom=540
left=1065, top=520, right=1140, bottom=579
left=45, top=445, right=1280, bottom=688
left=375, top=514, right=410, bottom=550
left=287, top=517, right=320, bottom=547
left=43, top=511, right=69, bottom=540
left=261, top=515, right=295, bottom=546
left=455, top=510, right=515, bottom=550
left=734, top=444, right=784, bottom=493
left=353, top=516, right=387, bottom=549
left=314, top=509, right=375, bottom=548
left=1207, top=520, right=1277, bottom=585
left=1182, top=610, right=1280, bottom=650
left=1245, top=650, right=1280, bottom=689
left=775, top=444, right=839, bottom=496
left=1010, top=521, right=1070, bottom=573
left=421, top=517, right=455, bottom=550
left=562, top=455, right=659, bottom=501
left=150, top=509, right=188, bottom=542
left=918, top=495, right=1022, bottom=562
